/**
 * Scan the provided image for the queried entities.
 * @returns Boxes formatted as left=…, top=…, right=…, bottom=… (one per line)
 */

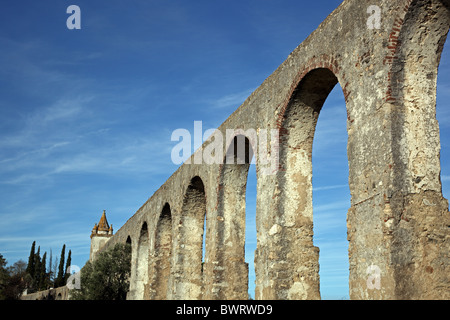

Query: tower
left=89, top=210, right=113, bottom=261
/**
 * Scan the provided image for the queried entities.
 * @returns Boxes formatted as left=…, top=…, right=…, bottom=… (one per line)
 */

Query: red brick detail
left=276, top=54, right=350, bottom=131
left=383, top=0, right=414, bottom=104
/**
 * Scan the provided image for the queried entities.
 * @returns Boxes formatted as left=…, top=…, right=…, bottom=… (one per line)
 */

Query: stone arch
left=379, top=0, right=450, bottom=299
left=282, top=67, right=341, bottom=300
left=134, top=222, right=150, bottom=299
left=125, top=235, right=132, bottom=298
left=210, top=134, right=255, bottom=299
left=174, top=176, right=207, bottom=299
left=151, top=203, right=173, bottom=299
left=387, top=0, right=450, bottom=194
left=256, top=67, right=343, bottom=300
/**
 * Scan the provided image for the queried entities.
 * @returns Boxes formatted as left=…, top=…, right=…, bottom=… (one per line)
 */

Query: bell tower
left=89, top=210, right=113, bottom=261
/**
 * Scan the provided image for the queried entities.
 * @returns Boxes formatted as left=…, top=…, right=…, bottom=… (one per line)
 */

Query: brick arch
left=386, top=0, right=450, bottom=193
left=277, top=55, right=350, bottom=120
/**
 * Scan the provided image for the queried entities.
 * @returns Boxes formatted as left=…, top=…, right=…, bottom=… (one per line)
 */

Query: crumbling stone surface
left=95, top=0, right=450, bottom=300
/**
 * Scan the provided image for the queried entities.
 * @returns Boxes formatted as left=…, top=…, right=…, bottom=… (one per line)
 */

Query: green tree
left=55, top=244, right=66, bottom=287
left=48, top=249, right=58, bottom=286
left=33, top=246, right=41, bottom=292
left=0, top=254, right=9, bottom=300
left=9, top=260, right=27, bottom=276
left=2, top=260, right=31, bottom=300
left=39, top=252, right=47, bottom=290
left=64, top=250, right=72, bottom=284
left=25, top=241, right=36, bottom=279
left=71, top=243, right=131, bottom=300
left=48, top=249, right=53, bottom=286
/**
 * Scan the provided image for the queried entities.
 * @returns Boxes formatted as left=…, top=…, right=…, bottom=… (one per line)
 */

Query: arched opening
left=177, top=176, right=206, bottom=299
left=152, top=203, right=173, bottom=300
left=312, top=83, right=350, bottom=300
left=135, top=222, right=149, bottom=299
left=245, top=159, right=257, bottom=300
left=274, top=67, right=343, bottom=300
left=125, top=236, right=132, bottom=299
left=214, top=134, right=254, bottom=299
left=437, top=19, right=450, bottom=204
left=388, top=0, right=450, bottom=195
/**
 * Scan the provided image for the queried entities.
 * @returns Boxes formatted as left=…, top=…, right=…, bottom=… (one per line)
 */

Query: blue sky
left=0, top=1, right=448, bottom=300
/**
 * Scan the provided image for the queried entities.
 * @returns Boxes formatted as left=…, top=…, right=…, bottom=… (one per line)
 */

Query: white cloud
left=314, top=200, right=350, bottom=214
left=313, top=184, right=348, bottom=192
left=1, top=172, right=52, bottom=185
left=0, top=233, right=87, bottom=246
left=312, top=101, right=348, bottom=157
left=208, top=88, right=255, bottom=109
left=36, top=99, right=85, bottom=124
left=0, top=232, right=91, bottom=267
left=1, top=130, right=176, bottom=187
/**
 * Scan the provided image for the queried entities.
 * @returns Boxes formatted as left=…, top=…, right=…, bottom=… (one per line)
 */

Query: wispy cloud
left=313, top=184, right=348, bottom=192
left=208, top=88, right=255, bottom=109
left=0, top=233, right=87, bottom=246
left=1, top=130, right=176, bottom=186
left=313, top=199, right=349, bottom=241
left=312, top=96, right=348, bottom=157
left=32, top=99, right=85, bottom=124
left=0, top=232, right=91, bottom=264
left=314, top=200, right=349, bottom=214
left=0, top=99, right=90, bottom=153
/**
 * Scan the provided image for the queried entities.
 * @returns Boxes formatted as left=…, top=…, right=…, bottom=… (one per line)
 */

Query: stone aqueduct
left=94, top=0, right=450, bottom=300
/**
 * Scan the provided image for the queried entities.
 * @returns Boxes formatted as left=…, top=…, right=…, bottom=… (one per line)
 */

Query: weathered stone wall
left=90, top=235, right=110, bottom=262
left=20, top=286, right=69, bottom=300
left=96, top=0, right=450, bottom=300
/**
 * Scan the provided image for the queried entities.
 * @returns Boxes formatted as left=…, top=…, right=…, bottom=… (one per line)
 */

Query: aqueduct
left=94, top=0, right=450, bottom=300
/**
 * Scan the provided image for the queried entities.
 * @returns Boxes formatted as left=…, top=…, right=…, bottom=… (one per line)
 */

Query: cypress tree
left=55, top=244, right=65, bottom=287
left=64, top=250, right=72, bottom=284
left=39, top=252, right=47, bottom=290
left=48, top=249, right=53, bottom=285
left=51, top=255, right=58, bottom=287
left=34, top=246, right=41, bottom=291
left=26, top=241, right=36, bottom=279
left=0, top=253, right=9, bottom=300
left=34, top=246, right=41, bottom=273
